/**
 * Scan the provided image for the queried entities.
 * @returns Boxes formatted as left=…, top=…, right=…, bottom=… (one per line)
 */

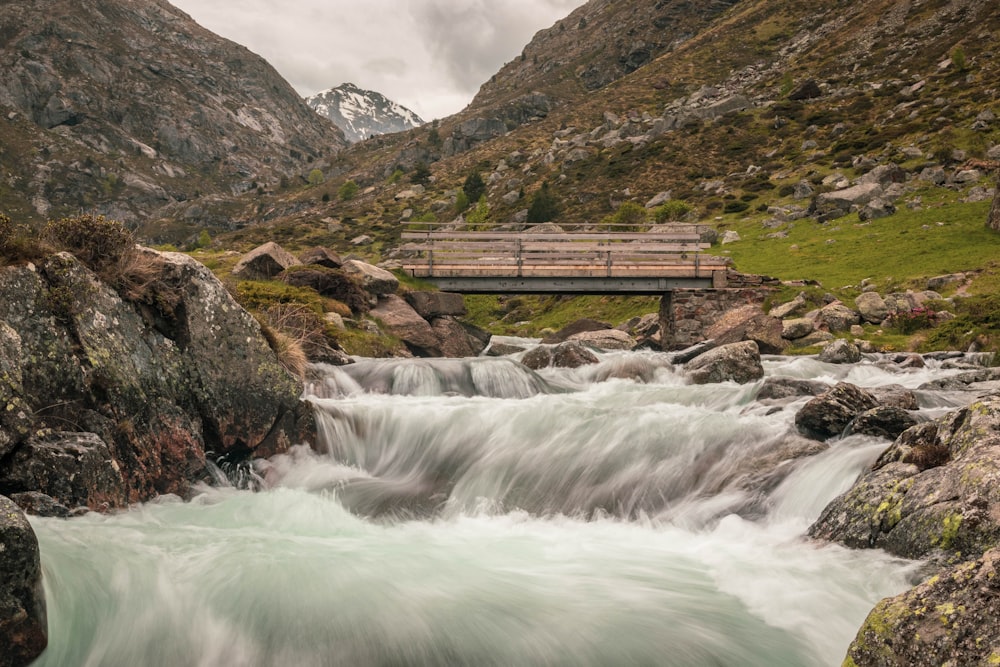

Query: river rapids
left=28, top=341, right=993, bottom=666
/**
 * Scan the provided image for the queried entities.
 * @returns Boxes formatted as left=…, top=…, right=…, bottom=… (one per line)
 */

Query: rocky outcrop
left=844, top=548, right=1000, bottom=666
left=809, top=398, right=1000, bottom=562
left=0, top=0, right=345, bottom=227
left=0, top=495, right=47, bottom=667
left=0, top=248, right=307, bottom=506
left=685, top=340, right=764, bottom=385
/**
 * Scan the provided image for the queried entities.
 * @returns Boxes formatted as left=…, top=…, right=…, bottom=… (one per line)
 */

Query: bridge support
left=659, top=288, right=771, bottom=351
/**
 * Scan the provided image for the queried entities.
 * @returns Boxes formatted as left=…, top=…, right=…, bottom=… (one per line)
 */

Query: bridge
left=399, top=224, right=731, bottom=294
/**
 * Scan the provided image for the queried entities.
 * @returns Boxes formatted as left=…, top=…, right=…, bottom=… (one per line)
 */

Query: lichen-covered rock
left=855, top=291, right=890, bottom=324
left=815, top=302, right=861, bottom=333
left=0, top=432, right=126, bottom=511
left=0, top=323, right=32, bottom=460
left=844, top=549, right=1000, bottom=666
left=809, top=398, right=1000, bottom=561
left=795, top=382, right=880, bottom=439
left=0, top=249, right=307, bottom=504
left=685, top=340, right=764, bottom=385
left=567, top=329, right=636, bottom=350
left=0, top=495, right=47, bottom=667
left=342, top=259, right=399, bottom=296
left=231, top=241, right=302, bottom=280
left=521, top=342, right=599, bottom=370
left=818, top=339, right=862, bottom=364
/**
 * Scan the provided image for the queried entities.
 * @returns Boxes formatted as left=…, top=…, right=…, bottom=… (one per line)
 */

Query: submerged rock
left=0, top=495, right=47, bottom=667
left=685, top=340, right=764, bottom=385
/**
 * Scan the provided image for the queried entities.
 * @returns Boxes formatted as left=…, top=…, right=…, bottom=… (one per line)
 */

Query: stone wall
left=659, top=288, right=771, bottom=350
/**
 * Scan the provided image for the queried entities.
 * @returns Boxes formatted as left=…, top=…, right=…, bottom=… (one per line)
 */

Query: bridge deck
left=399, top=226, right=730, bottom=293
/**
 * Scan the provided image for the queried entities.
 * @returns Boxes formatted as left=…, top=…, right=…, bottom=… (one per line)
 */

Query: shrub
left=43, top=214, right=135, bottom=278
left=652, top=201, right=693, bottom=223
left=602, top=201, right=648, bottom=231
left=466, top=196, right=491, bottom=229
left=386, top=168, right=404, bottom=184
left=951, top=46, right=967, bottom=72
left=411, top=162, right=432, bottom=186
left=454, top=190, right=470, bottom=213
left=338, top=180, right=359, bottom=201
left=462, top=172, right=486, bottom=205
left=526, top=182, right=560, bottom=223
left=723, top=201, right=750, bottom=214
left=886, top=307, right=937, bottom=335
left=307, top=168, right=325, bottom=186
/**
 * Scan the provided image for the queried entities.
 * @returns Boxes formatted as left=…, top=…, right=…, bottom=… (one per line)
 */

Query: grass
left=720, top=198, right=996, bottom=294
left=464, top=294, right=660, bottom=335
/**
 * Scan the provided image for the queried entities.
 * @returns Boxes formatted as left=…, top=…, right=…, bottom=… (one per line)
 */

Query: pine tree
left=526, top=182, right=560, bottom=224
left=462, top=172, right=486, bottom=205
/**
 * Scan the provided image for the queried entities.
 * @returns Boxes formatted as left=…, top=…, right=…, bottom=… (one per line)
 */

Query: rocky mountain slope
left=306, top=83, right=423, bottom=144
left=0, top=0, right=346, bottom=237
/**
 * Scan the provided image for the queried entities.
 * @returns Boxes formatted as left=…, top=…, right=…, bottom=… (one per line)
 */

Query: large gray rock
left=812, top=182, right=884, bottom=221
left=781, top=317, right=814, bottom=340
left=768, top=294, right=809, bottom=319
left=232, top=241, right=302, bottom=280
left=298, top=247, right=343, bottom=269
left=370, top=295, right=441, bottom=356
left=686, top=341, right=764, bottom=385
left=567, top=329, right=636, bottom=350
left=844, top=548, right=1000, bottom=666
left=704, top=305, right=786, bottom=354
left=342, top=259, right=400, bottom=296
left=795, top=382, right=879, bottom=439
left=0, top=323, right=32, bottom=460
left=809, top=397, right=1000, bottom=562
left=815, top=302, right=860, bottom=332
left=0, top=495, right=47, bottom=667
left=0, top=249, right=306, bottom=504
left=0, top=432, right=127, bottom=511
left=404, top=292, right=467, bottom=319
left=848, top=406, right=919, bottom=440
left=522, top=342, right=600, bottom=370
left=429, top=317, right=491, bottom=358
left=817, top=339, right=862, bottom=364
left=541, top=319, right=611, bottom=344
left=855, top=292, right=890, bottom=324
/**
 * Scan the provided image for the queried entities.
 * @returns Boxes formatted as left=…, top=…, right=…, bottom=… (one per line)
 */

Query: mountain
left=0, top=0, right=346, bottom=236
left=306, top=83, right=424, bottom=144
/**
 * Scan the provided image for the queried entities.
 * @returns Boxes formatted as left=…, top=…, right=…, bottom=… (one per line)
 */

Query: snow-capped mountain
left=305, top=83, right=424, bottom=143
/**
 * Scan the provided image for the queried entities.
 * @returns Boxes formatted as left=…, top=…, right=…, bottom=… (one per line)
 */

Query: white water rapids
left=28, top=344, right=990, bottom=666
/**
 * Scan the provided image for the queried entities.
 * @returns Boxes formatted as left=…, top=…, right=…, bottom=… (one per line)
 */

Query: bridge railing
left=399, top=224, right=729, bottom=280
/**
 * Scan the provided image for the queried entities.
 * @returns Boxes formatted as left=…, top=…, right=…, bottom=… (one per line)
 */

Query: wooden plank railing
left=399, top=224, right=729, bottom=281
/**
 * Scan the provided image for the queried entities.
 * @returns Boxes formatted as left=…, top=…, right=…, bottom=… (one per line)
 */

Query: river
left=28, top=342, right=989, bottom=666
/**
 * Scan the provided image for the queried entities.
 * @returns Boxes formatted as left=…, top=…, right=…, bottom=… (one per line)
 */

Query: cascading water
left=28, top=344, right=990, bottom=666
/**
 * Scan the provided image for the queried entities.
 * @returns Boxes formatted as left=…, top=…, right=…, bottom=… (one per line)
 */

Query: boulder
left=0, top=323, right=32, bottom=460
left=0, top=495, right=47, bottom=667
left=567, top=329, right=636, bottom=350
left=685, top=340, right=764, bottom=385
left=809, top=398, right=1000, bottom=561
left=845, top=548, right=1000, bottom=667
left=817, top=339, right=862, bottom=364
left=280, top=266, right=370, bottom=312
left=370, top=295, right=440, bottom=356
left=297, top=247, right=343, bottom=269
left=855, top=292, right=890, bottom=324
left=541, top=318, right=611, bottom=344
left=342, top=259, right=400, bottom=296
left=522, top=342, right=599, bottom=370
left=404, top=292, right=467, bottom=319
left=757, top=377, right=828, bottom=400
left=812, top=182, right=884, bottom=221
left=521, top=346, right=553, bottom=370
left=858, top=163, right=906, bottom=187
left=0, top=432, right=127, bottom=510
left=869, top=384, right=920, bottom=410
left=705, top=305, right=786, bottom=354
left=848, top=406, right=920, bottom=440
left=795, top=330, right=835, bottom=347
left=429, top=317, right=491, bottom=358
left=787, top=78, right=822, bottom=100
left=486, top=342, right=526, bottom=357
left=231, top=241, right=301, bottom=280
left=768, top=294, right=809, bottom=319
left=782, top=317, right=814, bottom=340
left=816, top=302, right=860, bottom=332
left=795, top=382, right=880, bottom=439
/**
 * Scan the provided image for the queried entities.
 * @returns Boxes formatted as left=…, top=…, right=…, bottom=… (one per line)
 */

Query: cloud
left=169, top=0, right=581, bottom=120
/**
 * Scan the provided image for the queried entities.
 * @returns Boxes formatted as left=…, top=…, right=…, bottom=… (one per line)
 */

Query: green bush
left=462, top=172, right=486, bottom=205
left=652, top=201, right=693, bottom=223
left=526, top=182, right=560, bottom=223
left=307, top=168, right=325, bottom=186
left=723, top=201, right=750, bottom=214
left=465, top=197, right=491, bottom=229
left=338, top=180, right=359, bottom=201
left=454, top=190, right=470, bottom=213
left=602, top=201, right=648, bottom=231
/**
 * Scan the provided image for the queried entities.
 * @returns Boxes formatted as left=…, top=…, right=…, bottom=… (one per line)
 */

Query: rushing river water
left=28, top=342, right=992, bottom=667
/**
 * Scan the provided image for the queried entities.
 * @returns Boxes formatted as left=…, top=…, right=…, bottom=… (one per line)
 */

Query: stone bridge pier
left=658, top=284, right=773, bottom=351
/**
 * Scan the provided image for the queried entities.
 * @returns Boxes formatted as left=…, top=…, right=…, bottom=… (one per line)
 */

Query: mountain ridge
left=306, top=83, right=423, bottom=144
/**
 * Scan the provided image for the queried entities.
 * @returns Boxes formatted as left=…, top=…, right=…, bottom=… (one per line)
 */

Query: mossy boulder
left=810, top=398, right=1000, bottom=562
left=845, top=548, right=1000, bottom=666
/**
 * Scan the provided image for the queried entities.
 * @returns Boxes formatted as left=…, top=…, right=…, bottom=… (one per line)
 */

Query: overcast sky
left=170, top=0, right=583, bottom=121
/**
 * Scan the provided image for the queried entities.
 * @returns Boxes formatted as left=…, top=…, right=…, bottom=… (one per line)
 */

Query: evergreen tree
left=462, top=172, right=486, bottom=205
left=526, top=182, right=560, bottom=223
left=411, top=161, right=432, bottom=186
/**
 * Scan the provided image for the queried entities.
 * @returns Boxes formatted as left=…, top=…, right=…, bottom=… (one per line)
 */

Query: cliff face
left=0, top=0, right=346, bottom=231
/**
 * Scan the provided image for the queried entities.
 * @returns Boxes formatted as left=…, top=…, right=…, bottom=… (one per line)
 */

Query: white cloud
left=170, top=0, right=582, bottom=121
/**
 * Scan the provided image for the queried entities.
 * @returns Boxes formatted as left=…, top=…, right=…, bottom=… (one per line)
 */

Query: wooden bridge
left=399, top=224, right=731, bottom=294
